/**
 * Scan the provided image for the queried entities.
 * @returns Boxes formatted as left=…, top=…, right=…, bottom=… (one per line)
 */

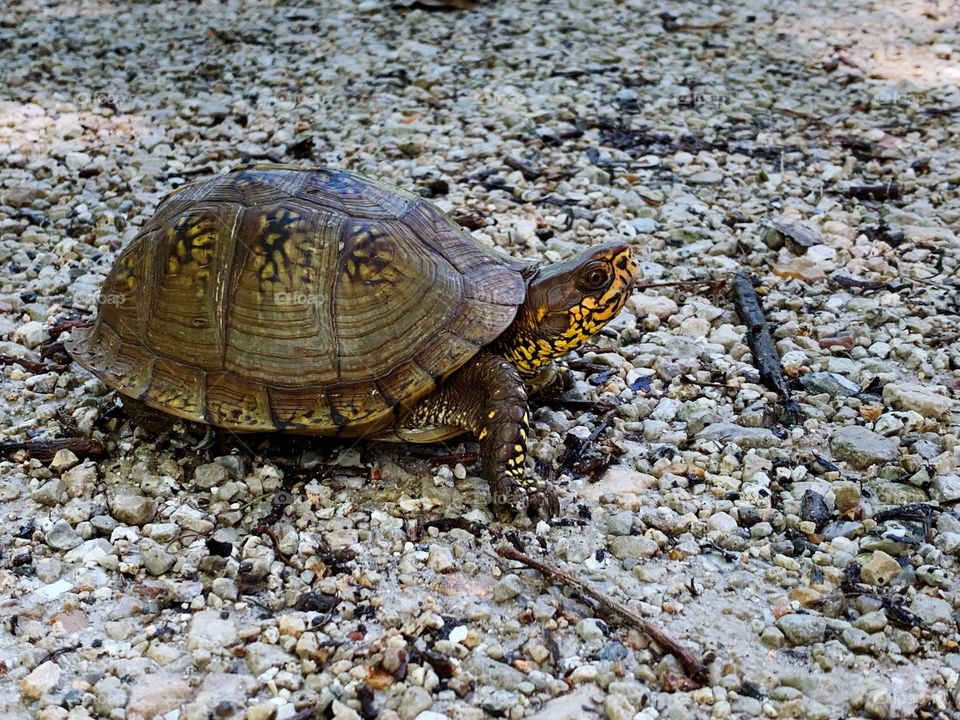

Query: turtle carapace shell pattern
left=66, top=166, right=529, bottom=436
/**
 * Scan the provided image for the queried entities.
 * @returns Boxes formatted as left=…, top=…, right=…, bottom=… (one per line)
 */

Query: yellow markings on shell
left=514, top=444, right=523, bottom=453
left=487, top=410, right=497, bottom=420
left=478, top=428, right=489, bottom=440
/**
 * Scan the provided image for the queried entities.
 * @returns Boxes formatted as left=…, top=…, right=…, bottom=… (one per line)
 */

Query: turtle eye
left=578, top=262, right=611, bottom=292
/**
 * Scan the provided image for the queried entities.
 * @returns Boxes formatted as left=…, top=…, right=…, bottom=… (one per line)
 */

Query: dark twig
left=633, top=279, right=728, bottom=294
left=496, top=545, right=706, bottom=683
left=731, top=272, right=800, bottom=424
left=0, top=437, right=105, bottom=461
left=504, top=156, right=541, bottom=180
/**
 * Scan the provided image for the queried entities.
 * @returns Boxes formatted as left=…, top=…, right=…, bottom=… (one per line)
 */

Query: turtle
left=65, top=165, right=638, bottom=517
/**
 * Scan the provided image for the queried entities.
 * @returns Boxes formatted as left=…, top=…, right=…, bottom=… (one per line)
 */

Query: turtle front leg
left=405, top=353, right=559, bottom=519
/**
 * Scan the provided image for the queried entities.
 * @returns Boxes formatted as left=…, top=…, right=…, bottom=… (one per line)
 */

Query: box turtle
left=66, top=165, right=637, bottom=517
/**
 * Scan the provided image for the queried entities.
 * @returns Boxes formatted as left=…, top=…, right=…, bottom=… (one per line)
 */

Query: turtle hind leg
left=404, top=352, right=559, bottom=520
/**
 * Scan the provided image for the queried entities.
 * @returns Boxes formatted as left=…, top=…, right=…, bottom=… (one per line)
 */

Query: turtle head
left=498, top=242, right=638, bottom=377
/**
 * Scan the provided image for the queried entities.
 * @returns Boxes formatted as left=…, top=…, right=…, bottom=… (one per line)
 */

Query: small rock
left=45, top=519, right=82, bottom=550
left=707, top=512, right=738, bottom=534
left=801, top=372, right=860, bottom=396
left=493, top=573, right=524, bottom=601
left=863, top=687, right=891, bottom=719
left=777, top=614, right=827, bottom=645
left=830, top=426, right=899, bottom=469
left=246, top=642, right=294, bottom=676
left=833, top=483, right=861, bottom=513
left=142, top=541, right=176, bottom=576
left=882, top=383, right=954, bottom=419
left=127, top=672, right=192, bottom=718
left=13, top=320, right=47, bottom=348
left=605, top=693, right=635, bottom=720
left=854, top=610, right=888, bottom=633
left=630, top=294, right=677, bottom=320
left=427, top=544, right=455, bottom=573
left=20, top=661, right=61, bottom=699
left=32, top=479, right=66, bottom=506
left=194, top=462, right=229, bottom=489
left=800, top=490, right=830, bottom=531
left=398, top=686, right=433, bottom=720
left=50, top=449, right=80, bottom=471
left=934, top=474, right=960, bottom=503
left=608, top=535, right=659, bottom=560
left=909, top=594, right=955, bottom=628
left=859, top=551, right=901, bottom=587
left=462, top=656, right=524, bottom=691
left=696, top=423, right=781, bottom=448
left=109, top=493, right=157, bottom=526
left=575, top=618, right=606, bottom=641
left=188, top=610, right=238, bottom=652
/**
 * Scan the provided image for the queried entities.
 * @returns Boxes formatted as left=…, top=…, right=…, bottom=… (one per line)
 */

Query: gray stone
left=109, top=493, right=157, bottom=526
left=608, top=535, right=659, bottom=560
left=909, top=595, right=954, bottom=628
left=604, top=511, right=635, bottom=536
left=934, top=474, right=960, bottom=503
left=245, top=642, right=293, bottom=676
left=696, top=423, right=782, bottom=448
left=127, top=672, right=192, bottom=718
left=776, top=613, right=827, bottom=645
left=860, top=551, right=901, bottom=587
left=32, top=479, right=65, bottom=506
left=94, top=676, right=127, bottom=715
left=831, top=426, right=899, bottom=468
left=194, top=462, right=229, bottom=489
left=142, top=541, right=175, bottom=576
left=19, top=660, right=61, bottom=699
left=882, top=383, right=954, bottom=418
left=187, top=610, right=238, bottom=652
left=575, top=618, right=606, bottom=641
left=462, top=655, right=524, bottom=690
left=863, top=687, right=891, bottom=719
left=493, top=573, right=524, bottom=602
left=398, top=686, right=433, bottom=720
left=801, top=372, right=860, bottom=396
left=45, top=519, right=82, bottom=550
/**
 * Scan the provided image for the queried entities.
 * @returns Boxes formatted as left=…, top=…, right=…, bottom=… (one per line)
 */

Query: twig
left=504, top=156, right=541, bottom=180
left=731, top=272, right=800, bottom=424
left=496, top=545, right=706, bottom=682
left=0, top=437, right=105, bottom=461
left=633, top=279, right=727, bottom=293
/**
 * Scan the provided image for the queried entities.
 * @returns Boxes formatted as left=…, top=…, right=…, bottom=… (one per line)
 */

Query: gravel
left=1, top=0, right=959, bottom=718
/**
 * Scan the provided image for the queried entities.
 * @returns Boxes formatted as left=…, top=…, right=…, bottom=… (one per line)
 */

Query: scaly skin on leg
left=405, top=352, right=559, bottom=518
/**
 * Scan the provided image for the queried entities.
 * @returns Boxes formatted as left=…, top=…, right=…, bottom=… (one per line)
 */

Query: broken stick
left=731, top=272, right=801, bottom=424
left=496, top=545, right=706, bottom=683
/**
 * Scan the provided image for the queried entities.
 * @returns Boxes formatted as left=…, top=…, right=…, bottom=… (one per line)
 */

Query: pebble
left=882, top=383, right=954, bottom=419
left=45, top=519, right=82, bottom=550
left=109, top=493, right=158, bottom=526
left=909, top=595, right=955, bottom=628
left=830, top=426, right=900, bottom=468
left=493, top=574, right=524, bottom=601
left=801, top=372, right=860, bottom=396
left=20, top=661, right=61, bottom=699
left=696, top=423, right=782, bottom=448
left=860, top=551, right=901, bottom=586
left=777, top=614, right=827, bottom=645
left=126, top=672, right=192, bottom=718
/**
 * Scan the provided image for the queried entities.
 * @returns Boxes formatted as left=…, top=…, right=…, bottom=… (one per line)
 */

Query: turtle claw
left=490, top=473, right=559, bottom=521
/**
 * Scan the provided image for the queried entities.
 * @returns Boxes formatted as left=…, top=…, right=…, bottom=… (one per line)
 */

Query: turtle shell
left=66, top=165, right=528, bottom=435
